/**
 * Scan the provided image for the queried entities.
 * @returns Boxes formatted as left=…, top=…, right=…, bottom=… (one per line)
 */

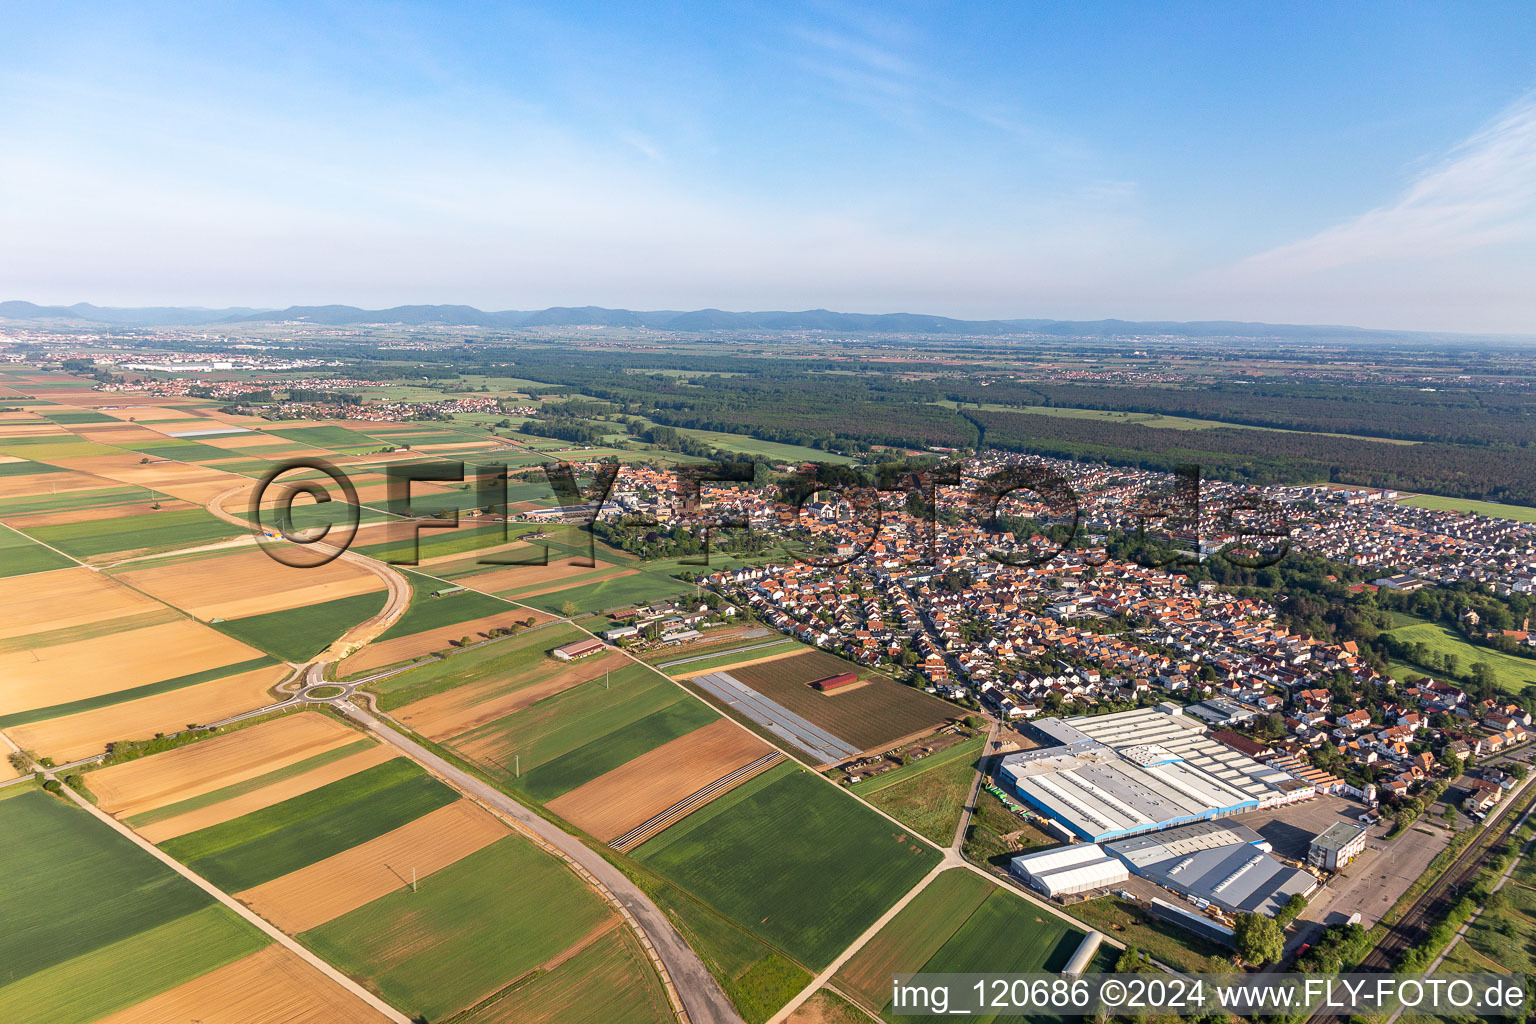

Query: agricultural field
left=833, top=867, right=1106, bottom=1023
left=695, top=648, right=955, bottom=753
left=301, top=836, right=630, bottom=1022
left=0, top=522, right=76, bottom=576
left=211, top=590, right=387, bottom=661
left=1398, top=493, right=1536, bottom=523
left=858, top=736, right=986, bottom=845
left=633, top=761, right=941, bottom=968
left=1386, top=617, right=1536, bottom=693
left=112, top=545, right=387, bottom=621
left=0, top=788, right=278, bottom=1024
left=16, top=505, right=243, bottom=560
left=457, top=925, right=673, bottom=1024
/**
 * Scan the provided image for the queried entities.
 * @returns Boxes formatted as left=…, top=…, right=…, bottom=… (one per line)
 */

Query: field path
left=199, top=482, right=739, bottom=1024
left=53, top=777, right=412, bottom=1024
left=337, top=698, right=740, bottom=1024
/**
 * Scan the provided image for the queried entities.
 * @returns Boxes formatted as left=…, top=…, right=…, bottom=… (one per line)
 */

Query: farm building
left=810, top=672, right=858, bottom=692
left=1008, top=843, right=1128, bottom=898
left=552, top=638, right=607, bottom=661
left=1307, top=822, right=1368, bottom=872
left=996, top=706, right=1313, bottom=843
left=1105, top=821, right=1317, bottom=917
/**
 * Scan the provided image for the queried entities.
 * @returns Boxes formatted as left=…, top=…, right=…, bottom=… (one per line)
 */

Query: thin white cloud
left=1235, top=92, right=1536, bottom=277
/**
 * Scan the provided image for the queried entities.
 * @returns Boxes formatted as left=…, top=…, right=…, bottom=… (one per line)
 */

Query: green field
left=369, top=622, right=584, bottom=710
left=0, top=523, right=76, bottom=577
left=835, top=868, right=1096, bottom=1023
left=159, top=758, right=458, bottom=890
left=516, top=559, right=742, bottom=616
left=1398, top=494, right=1536, bottom=523
left=459, top=925, right=673, bottom=1024
left=521, top=698, right=719, bottom=803
left=0, top=790, right=222, bottom=980
left=373, top=571, right=514, bottom=642
left=1387, top=618, right=1536, bottom=693
left=265, top=424, right=388, bottom=449
left=634, top=762, right=941, bottom=968
left=0, top=791, right=268, bottom=1024
left=452, top=663, right=695, bottom=787
left=0, top=905, right=269, bottom=1024
left=358, top=522, right=521, bottom=564
left=301, top=836, right=613, bottom=1022
left=862, top=738, right=985, bottom=845
left=0, top=459, right=68, bottom=476
left=21, top=507, right=243, bottom=558
left=211, top=590, right=387, bottom=661
left=659, top=638, right=807, bottom=675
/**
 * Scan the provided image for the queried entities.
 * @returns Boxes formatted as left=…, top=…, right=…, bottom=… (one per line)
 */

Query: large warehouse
left=1105, top=821, right=1317, bottom=917
left=1008, top=843, right=1129, bottom=898
left=997, top=705, right=1313, bottom=843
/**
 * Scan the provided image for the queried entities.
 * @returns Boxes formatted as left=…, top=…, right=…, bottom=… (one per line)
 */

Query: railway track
left=1305, top=787, right=1534, bottom=1024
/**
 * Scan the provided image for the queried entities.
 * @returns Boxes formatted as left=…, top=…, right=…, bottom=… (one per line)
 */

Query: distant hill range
left=0, top=300, right=1517, bottom=342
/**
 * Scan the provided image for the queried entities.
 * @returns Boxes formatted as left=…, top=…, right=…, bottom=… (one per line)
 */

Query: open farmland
left=449, top=661, right=720, bottom=803
left=113, top=545, right=387, bottom=620
left=459, top=925, right=673, bottom=1024
left=546, top=717, right=772, bottom=840
left=0, top=789, right=271, bottom=1024
left=633, top=761, right=941, bottom=968
left=833, top=867, right=1102, bottom=1023
left=0, top=618, right=269, bottom=721
left=91, top=712, right=368, bottom=818
left=158, top=757, right=460, bottom=891
left=3, top=662, right=290, bottom=763
left=859, top=736, right=986, bottom=845
left=237, top=799, right=511, bottom=932
left=17, top=505, right=243, bottom=560
left=91, top=944, right=391, bottom=1024
left=0, top=522, right=76, bottom=575
left=699, top=649, right=954, bottom=753
left=368, top=622, right=585, bottom=710
left=1386, top=616, right=1536, bottom=693
left=300, top=836, right=618, bottom=1022
left=338, top=606, right=547, bottom=675
left=212, top=590, right=388, bottom=661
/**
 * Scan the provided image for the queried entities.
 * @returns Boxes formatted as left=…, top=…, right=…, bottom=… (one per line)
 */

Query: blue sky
left=3, top=1, right=1535, bottom=332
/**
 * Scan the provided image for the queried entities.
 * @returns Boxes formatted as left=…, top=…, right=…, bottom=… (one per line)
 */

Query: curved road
left=205, top=483, right=741, bottom=1024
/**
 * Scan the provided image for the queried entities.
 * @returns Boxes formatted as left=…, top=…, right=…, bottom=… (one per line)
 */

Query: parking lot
left=1236, top=794, right=1374, bottom=861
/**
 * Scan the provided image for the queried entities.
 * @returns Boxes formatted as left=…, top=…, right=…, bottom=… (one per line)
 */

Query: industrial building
left=1307, top=822, right=1369, bottom=872
left=552, top=638, right=607, bottom=661
left=1008, top=843, right=1129, bottom=898
left=1105, top=821, right=1317, bottom=917
left=996, top=705, right=1314, bottom=843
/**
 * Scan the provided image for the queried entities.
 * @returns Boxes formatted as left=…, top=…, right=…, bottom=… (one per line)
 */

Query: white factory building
left=997, top=705, right=1314, bottom=843
left=1008, top=843, right=1129, bottom=898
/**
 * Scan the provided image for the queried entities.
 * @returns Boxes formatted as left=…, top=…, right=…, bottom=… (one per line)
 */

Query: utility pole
left=412, top=867, right=417, bottom=893
left=515, top=753, right=520, bottom=778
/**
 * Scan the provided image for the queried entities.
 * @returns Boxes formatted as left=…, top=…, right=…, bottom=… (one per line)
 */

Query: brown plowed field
left=139, top=745, right=395, bottom=843
left=91, top=711, right=363, bottom=817
left=338, top=609, right=553, bottom=675
left=0, top=619, right=266, bottom=717
left=51, top=454, right=246, bottom=503
left=5, top=663, right=290, bottom=764
left=115, top=546, right=386, bottom=621
left=0, top=469, right=109, bottom=498
left=236, top=800, right=509, bottom=932
left=545, top=718, right=770, bottom=840
left=726, top=650, right=953, bottom=752
left=396, top=650, right=629, bottom=740
left=0, top=567, right=166, bottom=641
left=5, top=498, right=200, bottom=527
left=93, top=943, right=392, bottom=1024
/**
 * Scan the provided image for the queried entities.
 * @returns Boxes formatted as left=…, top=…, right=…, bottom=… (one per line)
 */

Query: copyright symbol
left=250, top=458, right=360, bottom=569
left=1100, top=980, right=1127, bottom=1008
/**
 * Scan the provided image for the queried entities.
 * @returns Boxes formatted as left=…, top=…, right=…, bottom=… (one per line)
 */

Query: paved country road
left=337, top=701, right=742, bottom=1024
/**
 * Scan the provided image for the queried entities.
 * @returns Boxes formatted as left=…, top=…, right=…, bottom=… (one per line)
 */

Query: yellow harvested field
left=0, top=567, right=166, bottom=641
left=47, top=454, right=245, bottom=503
left=93, top=943, right=392, bottom=1024
left=680, top=646, right=807, bottom=677
left=546, top=719, right=769, bottom=840
left=115, top=546, right=385, bottom=621
left=90, top=711, right=363, bottom=818
left=139, top=744, right=394, bottom=843
left=0, top=618, right=265, bottom=717
left=339, top=609, right=552, bottom=675
left=236, top=800, right=509, bottom=932
left=397, top=651, right=629, bottom=740
left=0, top=469, right=110, bottom=499
left=4, top=664, right=290, bottom=764
left=457, top=559, right=623, bottom=594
